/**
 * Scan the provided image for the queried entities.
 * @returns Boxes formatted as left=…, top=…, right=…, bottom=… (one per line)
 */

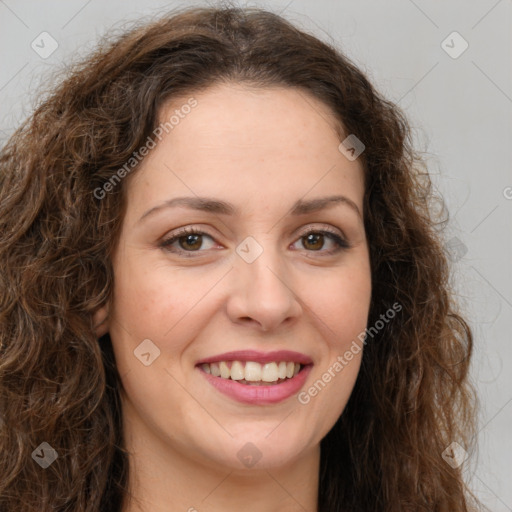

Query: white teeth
left=230, top=361, right=245, bottom=381
left=210, top=362, right=220, bottom=377
left=245, top=361, right=262, bottom=381
left=219, top=361, right=230, bottom=379
left=261, top=362, right=279, bottom=382
left=200, top=360, right=305, bottom=383
left=278, top=361, right=287, bottom=379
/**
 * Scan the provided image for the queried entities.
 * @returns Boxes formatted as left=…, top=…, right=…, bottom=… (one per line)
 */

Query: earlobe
left=92, top=305, right=110, bottom=338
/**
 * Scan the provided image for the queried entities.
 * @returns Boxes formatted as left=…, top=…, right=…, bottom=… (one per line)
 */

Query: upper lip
left=196, top=350, right=313, bottom=366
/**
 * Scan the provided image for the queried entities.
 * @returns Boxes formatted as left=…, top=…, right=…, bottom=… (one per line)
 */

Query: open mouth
left=198, top=360, right=307, bottom=386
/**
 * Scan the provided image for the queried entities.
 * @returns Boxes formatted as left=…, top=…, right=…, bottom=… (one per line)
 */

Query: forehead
left=127, top=83, right=364, bottom=214
left=158, top=83, right=343, bottom=159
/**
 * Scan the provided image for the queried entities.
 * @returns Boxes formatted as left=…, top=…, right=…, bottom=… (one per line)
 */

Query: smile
left=195, top=350, right=313, bottom=404
left=200, top=360, right=303, bottom=385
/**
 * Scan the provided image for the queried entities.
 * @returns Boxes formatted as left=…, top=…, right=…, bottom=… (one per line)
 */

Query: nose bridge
left=228, top=234, right=301, bottom=329
left=237, top=234, right=289, bottom=297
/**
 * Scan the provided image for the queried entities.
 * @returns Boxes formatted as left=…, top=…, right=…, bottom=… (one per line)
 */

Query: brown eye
left=291, top=229, right=350, bottom=255
left=302, top=233, right=325, bottom=251
left=160, top=228, right=217, bottom=254
left=179, top=234, right=203, bottom=251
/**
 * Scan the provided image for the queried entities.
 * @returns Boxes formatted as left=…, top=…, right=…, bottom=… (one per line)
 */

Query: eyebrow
left=137, top=194, right=361, bottom=223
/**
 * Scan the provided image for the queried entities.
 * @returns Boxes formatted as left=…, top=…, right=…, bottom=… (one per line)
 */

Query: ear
left=92, top=304, right=110, bottom=338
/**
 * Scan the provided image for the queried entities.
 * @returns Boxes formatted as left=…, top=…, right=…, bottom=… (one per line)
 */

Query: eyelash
left=159, top=226, right=350, bottom=257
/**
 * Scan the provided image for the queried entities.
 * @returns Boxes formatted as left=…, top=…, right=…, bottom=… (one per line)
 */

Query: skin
left=94, top=82, right=372, bottom=512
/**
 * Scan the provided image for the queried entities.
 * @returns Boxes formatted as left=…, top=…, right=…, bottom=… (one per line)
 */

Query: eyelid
left=295, top=223, right=346, bottom=240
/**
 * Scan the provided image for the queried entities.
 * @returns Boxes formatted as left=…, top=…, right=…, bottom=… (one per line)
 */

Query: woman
left=0, top=6, right=483, bottom=512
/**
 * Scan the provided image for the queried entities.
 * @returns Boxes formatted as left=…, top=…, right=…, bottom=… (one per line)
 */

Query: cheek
left=108, top=257, right=202, bottom=408
left=108, top=253, right=227, bottom=379
left=297, top=266, right=369, bottom=432
left=304, top=263, right=372, bottom=343
left=111, top=254, right=201, bottom=336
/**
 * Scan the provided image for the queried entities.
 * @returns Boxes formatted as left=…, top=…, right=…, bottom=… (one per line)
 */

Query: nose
left=226, top=240, right=303, bottom=332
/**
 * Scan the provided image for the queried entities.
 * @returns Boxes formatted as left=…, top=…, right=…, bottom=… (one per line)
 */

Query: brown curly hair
left=0, top=5, right=483, bottom=512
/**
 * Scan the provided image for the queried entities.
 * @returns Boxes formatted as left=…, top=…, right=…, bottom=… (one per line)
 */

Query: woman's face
left=98, top=83, right=371, bottom=471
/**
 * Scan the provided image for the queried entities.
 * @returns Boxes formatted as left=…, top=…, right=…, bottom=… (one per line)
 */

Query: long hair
left=0, top=6, right=483, bottom=511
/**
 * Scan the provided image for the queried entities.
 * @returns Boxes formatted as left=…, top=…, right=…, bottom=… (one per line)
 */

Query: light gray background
left=1, top=0, right=510, bottom=510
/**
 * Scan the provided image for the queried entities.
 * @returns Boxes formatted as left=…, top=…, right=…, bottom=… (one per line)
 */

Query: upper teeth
left=201, top=361, right=301, bottom=382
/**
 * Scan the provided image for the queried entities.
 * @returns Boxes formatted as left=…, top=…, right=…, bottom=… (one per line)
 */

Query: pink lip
left=195, top=349, right=313, bottom=366
left=198, top=364, right=313, bottom=405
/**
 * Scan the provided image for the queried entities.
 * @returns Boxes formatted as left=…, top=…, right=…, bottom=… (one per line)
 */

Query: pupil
left=304, top=233, right=323, bottom=250
left=181, top=234, right=201, bottom=250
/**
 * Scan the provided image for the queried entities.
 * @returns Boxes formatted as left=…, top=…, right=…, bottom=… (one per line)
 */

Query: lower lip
left=198, top=365, right=313, bottom=405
